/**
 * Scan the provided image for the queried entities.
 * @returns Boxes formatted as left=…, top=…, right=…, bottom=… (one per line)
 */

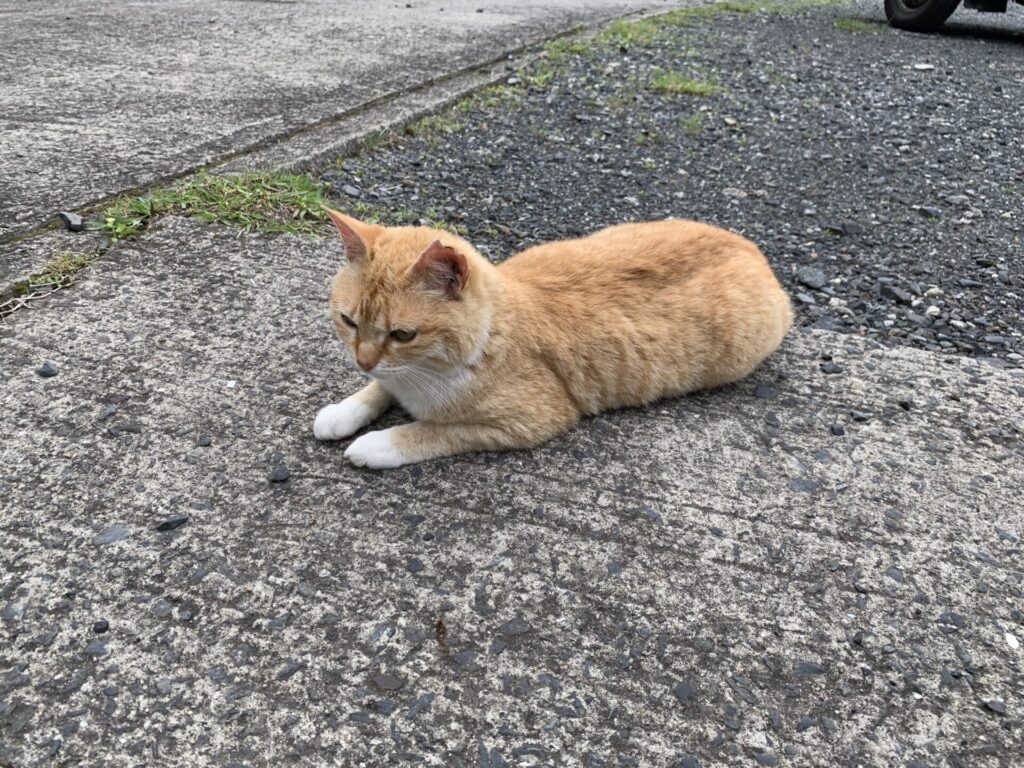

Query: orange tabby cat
left=314, top=208, right=792, bottom=468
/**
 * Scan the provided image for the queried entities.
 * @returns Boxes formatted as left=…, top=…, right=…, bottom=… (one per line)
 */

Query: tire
left=884, top=0, right=961, bottom=31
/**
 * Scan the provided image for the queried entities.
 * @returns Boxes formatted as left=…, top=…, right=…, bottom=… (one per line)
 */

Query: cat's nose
left=356, top=348, right=380, bottom=372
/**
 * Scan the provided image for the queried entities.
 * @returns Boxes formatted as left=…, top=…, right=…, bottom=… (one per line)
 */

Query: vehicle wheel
left=884, top=0, right=961, bottom=31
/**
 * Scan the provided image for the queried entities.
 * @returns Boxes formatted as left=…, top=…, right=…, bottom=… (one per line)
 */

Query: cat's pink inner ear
left=412, top=240, right=469, bottom=297
left=323, top=206, right=377, bottom=264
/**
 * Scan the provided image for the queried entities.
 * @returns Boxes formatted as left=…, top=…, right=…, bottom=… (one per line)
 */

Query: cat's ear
left=410, top=240, right=469, bottom=297
left=323, top=206, right=381, bottom=265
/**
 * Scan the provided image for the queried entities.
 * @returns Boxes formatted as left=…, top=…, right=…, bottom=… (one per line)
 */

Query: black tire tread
left=884, top=0, right=961, bottom=31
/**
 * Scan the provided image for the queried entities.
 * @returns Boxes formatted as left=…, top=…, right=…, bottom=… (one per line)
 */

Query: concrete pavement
left=1, top=217, right=1021, bottom=765
left=0, top=0, right=674, bottom=242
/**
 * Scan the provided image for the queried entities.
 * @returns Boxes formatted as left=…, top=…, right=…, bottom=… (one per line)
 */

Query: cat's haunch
left=314, top=207, right=792, bottom=468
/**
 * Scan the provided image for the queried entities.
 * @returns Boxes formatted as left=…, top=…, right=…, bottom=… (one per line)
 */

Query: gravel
left=324, top=1, right=1023, bottom=367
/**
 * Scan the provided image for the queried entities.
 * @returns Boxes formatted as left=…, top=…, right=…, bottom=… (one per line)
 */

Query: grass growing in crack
left=1, top=249, right=101, bottom=318
left=650, top=72, right=719, bottom=97
left=834, top=17, right=886, bottom=32
left=89, top=171, right=331, bottom=241
left=12, top=250, right=100, bottom=296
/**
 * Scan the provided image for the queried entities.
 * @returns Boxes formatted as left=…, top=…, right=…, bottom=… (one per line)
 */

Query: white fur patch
left=344, top=428, right=407, bottom=469
left=313, top=399, right=374, bottom=440
left=377, top=366, right=473, bottom=419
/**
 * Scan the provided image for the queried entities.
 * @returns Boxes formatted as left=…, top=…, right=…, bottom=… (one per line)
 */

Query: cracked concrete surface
left=0, top=0, right=675, bottom=241
left=2, top=218, right=1022, bottom=766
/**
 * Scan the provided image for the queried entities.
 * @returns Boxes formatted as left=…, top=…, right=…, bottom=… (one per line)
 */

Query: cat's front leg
left=313, top=381, right=394, bottom=441
left=344, top=421, right=526, bottom=469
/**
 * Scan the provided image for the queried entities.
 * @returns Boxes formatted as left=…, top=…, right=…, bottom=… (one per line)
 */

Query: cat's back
left=494, top=220, right=792, bottom=411
left=499, top=219, right=764, bottom=289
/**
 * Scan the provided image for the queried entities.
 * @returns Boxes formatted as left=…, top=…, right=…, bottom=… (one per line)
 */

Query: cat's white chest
left=378, top=367, right=473, bottom=419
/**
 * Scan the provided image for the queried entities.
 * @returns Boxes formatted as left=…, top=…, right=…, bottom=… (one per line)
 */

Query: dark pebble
left=498, top=617, right=530, bottom=637
left=37, top=362, right=59, bottom=378
left=372, top=673, right=405, bottom=691
left=673, top=679, right=698, bottom=706
left=898, top=399, right=913, bottom=411
left=156, top=516, right=189, bottom=532
left=984, top=698, right=1006, bottom=715
left=830, top=424, right=845, bottom=436
left=820, top=361, right=844, bottom=375
left=93, top=524, right=130, bottom=546
left=58, top=211, right=83, bottom=231
left=794, top=660, right=825, bottom=678
left=269, top=465, right=290, bottom=483
left=107, top=423, right=141, bottom=436
left=407, top=557, right=425, bottom=574
left=342, top=184, right=362, bottom=198
left=93, top=620, right=109, bottom=634
left=880, top=284, right=913, bottom=304
left=196, top=434, right=212, bottom=447
left=797, top=266, right=827, bottom=290
left=851, top=410, right=870, bottom=422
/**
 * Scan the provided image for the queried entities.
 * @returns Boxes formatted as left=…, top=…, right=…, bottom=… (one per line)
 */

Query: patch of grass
left=89, top=171, right=331, bottom=240
left=834, top=17, right=885, bottom=32
left=11, top=250, right=101, bottom=297
left=679, top=113, right=706, bottom=136
left=650, top=72, right=719, bottom=97
left=405, top=113, right=464, bottom=138
left=543, top=36, right=592, bottom=60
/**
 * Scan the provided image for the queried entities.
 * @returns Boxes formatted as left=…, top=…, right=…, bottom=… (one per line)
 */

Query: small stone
left=794, top=660, right=825, bottom=678
left=276, top=660, right=303, bottom=681
left=912, top=63, right=935, bottom=71
left=96, top=404, right=119, bottom=420
left=58, top=211, right=83, bottom=231
left=407, top=558, right=425, bottom=574
left=196, top=434, right=212, bottom=447
left=269, top=465, right=290, bottom=483
left=830, top=424, right=845, bottom=436
left=156, top=516, right=189, bottom=532
left=84, top=638, right=108, bottom=658
left=37, top=362, right=59, bottom=378
left=797, top=266, right=827, bottom=290
left=919, top=206, right=941, bottom=219
left=984, top=698, right=1006, bottom=715
left=851, top=410, right=870, bottom=422
left=372, top=673, right=405, bottom=691
left=155, top=677, right=172, bottom=695
left=93, top=620, right=109, bottom=634
left=673, top=680, right=698, bottom=706
left=498, top=617, right=530, bottom=637
left=94, top=524, right=130, bottom=546
left=755, top=754, right=779, bottom=767
left=341, top=184, right=362, bottom=198
left=723, top=116, right=738, bottom=126
left=789, top=477, right=818, bottom=493
left=754, top=385, right=775, bottom=399
left=820, top=362, right=844, bottom=375
left=106, top=423, right=141, bottom=436
left=925, top=305, right=941, bottom=318
left=898, top=399, right=913, bottom=411
left=880, top=284, right=913, bottom=304
left=406, top=692, right=435, bottom=719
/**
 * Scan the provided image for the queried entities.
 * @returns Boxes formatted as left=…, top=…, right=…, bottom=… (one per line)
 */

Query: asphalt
left=0, top=0, right=674, bottom=242
left=2, top=215, right=1022, bottom=766
left=2, top=2, right=1024, bottom=767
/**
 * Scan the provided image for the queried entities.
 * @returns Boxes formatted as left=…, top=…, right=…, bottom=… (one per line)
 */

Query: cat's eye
left=339, top=313, right=357, bottom=328
left=390, top=328, right=417, bottom=343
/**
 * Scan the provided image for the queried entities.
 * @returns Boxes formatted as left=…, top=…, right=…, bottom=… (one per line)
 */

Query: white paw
left=344, top=428, right=407, bottom=469
left=313, top=399, right=374, bottom=440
